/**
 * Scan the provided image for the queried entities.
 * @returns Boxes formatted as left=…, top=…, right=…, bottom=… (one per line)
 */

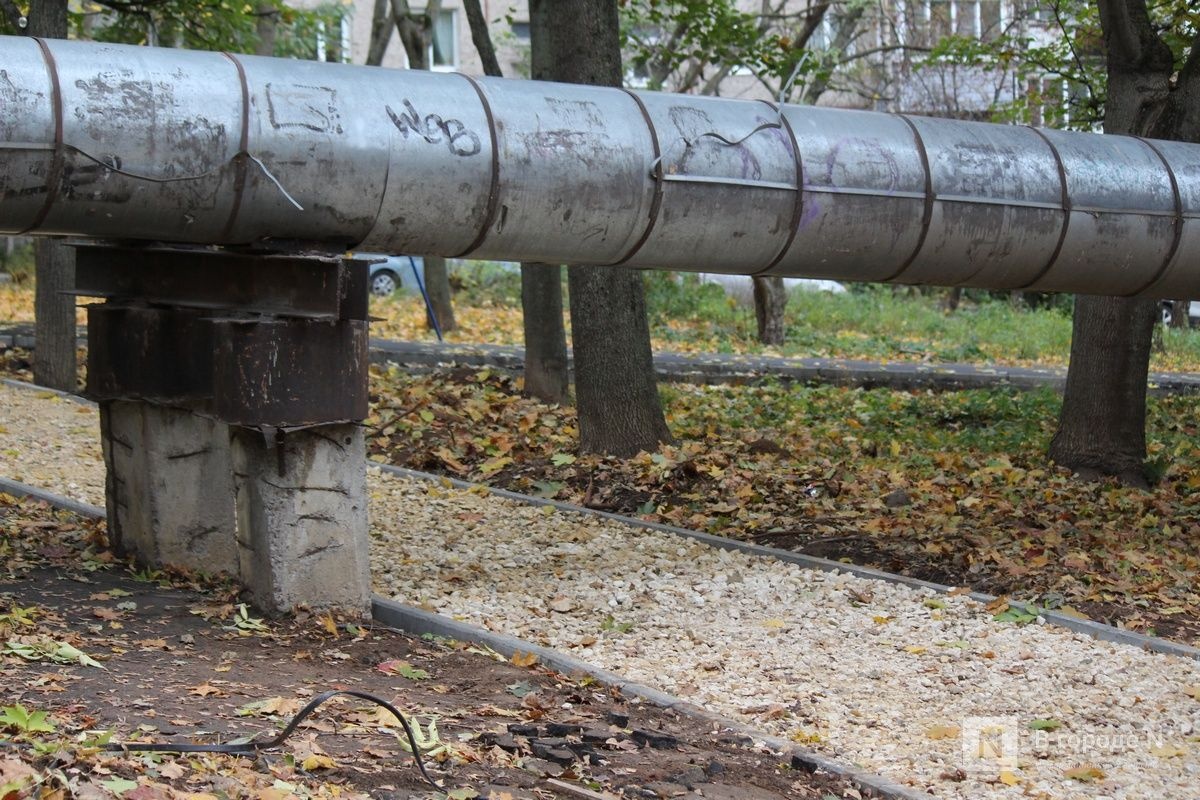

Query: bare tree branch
left=367, top=0, right=393, bottom=66
left=462, top=0, right=502, bottom=77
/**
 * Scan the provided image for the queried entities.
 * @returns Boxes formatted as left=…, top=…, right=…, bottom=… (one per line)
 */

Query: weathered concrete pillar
left=99, top=400, right=238, bottom=575
left=230, top=423, right=370, bottom=617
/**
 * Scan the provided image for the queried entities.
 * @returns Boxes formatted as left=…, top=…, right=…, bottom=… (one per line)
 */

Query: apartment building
left=295, top=1, right=1069, bottom=123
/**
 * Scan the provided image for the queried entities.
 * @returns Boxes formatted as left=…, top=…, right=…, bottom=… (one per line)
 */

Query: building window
left=429, top=9, right=457, bottom=69
left=511, top=21, right=531, bottom=40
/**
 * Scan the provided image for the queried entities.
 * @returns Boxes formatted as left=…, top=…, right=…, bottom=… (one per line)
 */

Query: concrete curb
left=365, top=338, right=1200, bottom=394
left=370, top=598, right=936, bottom=800
left=376, top=463, right=1200, bottom=662
left=0, top=476, right=106, bottom=519
left=0, top=472, right=932, bottom=800
left=8, top=324, right=1200, bottom=394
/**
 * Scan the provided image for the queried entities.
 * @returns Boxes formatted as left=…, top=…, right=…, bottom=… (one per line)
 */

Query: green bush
left=0, top=241, right=35, bottom=286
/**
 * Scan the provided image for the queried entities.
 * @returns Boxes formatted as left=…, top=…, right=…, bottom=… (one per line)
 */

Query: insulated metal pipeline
left=1, top=36, right=1198, bottom=297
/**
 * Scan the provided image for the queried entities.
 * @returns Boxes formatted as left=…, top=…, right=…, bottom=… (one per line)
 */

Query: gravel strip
left=2, top=384, right=1199, bottom=799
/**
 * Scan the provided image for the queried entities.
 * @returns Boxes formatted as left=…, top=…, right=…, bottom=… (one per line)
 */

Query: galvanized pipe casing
left=2, top=35, right=1199, bottom=296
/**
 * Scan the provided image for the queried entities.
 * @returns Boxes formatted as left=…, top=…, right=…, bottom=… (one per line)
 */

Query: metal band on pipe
left=1130, top=135, right=1186, bottom=297
left=882, top=114, right=935, bottom=284
left=757, top=99, right=804, bottom=276
left=454, top=72, right=502, bottom=259
left=19, top=37, right=64, bottom=236
left=1016, top=126, right=1072, bottom=291
left=612, top=87, right=664, bottom=267
left=219, top=52, right=252, bottom=243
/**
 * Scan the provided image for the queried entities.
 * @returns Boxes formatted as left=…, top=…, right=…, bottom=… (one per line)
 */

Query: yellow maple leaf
left=998, top=769, right=1020, bottom=786
left=511, top=651, right=539, bottom=667
left=1184, top=685, right=1200, bottom=701
left=904, top=645, right=927, bottom=654
left=301, top=754, right=336, bottom=771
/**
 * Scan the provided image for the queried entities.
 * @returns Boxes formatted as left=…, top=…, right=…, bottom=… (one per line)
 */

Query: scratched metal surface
left=1, top=35, right=1198, bottom=296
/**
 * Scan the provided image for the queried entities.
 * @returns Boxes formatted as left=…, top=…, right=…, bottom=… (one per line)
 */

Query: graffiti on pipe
left=386, top=100, right=481, bottom=157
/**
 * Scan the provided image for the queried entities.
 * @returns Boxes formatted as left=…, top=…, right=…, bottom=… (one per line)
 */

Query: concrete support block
left=99, top=400, right=238, bottom=574
left=230, top=424, right=370, bottom=617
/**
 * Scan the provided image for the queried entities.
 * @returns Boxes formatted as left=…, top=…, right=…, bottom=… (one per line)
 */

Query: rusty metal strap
left=18, top=37, right=64, bottom=235
left=453, top=73, right=501, bottom=259
left=879, top=114, right=935, bottom=284
left=611, top=88, right=665, bottom=267
left=1017, top=126, right=1073, bottom=291
left=1129, top=135, right=1187, bottom=298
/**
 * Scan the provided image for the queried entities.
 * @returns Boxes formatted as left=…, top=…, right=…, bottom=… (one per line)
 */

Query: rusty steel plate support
left=83, top=244, right=372, bottom=617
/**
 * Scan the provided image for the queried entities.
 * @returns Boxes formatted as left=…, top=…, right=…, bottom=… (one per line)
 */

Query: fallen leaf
left=376, top=660, right=430, bottom=680
left=300, top=754, right=335, bottom=771
left=1064, top=765, right=1105, bottom=782
left=1149, top=743, right=1187, bottom=758
left=925, top=724, right=960, bottom=740
left=511, top=651, right=539, bottom=667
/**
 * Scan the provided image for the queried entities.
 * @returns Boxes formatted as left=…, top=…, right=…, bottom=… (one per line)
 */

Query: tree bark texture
left=1050, top=296, right=1158, bottom=486
left=29, top=0, right=76, bottom=391
left=1169, top=299, right=1188, bottom=329
left=531, top=0, right=671, bottom=455
left=752, top=276, right=788, bottom=345
left=254, top=3, right=277, bottom=57
left=366, top=0, right=392, bottom=66
left=462, top=0, right=502, bottom=78
left=521, top=263, right=569, bottom=404
left=568, top=267, right=672, bottom=456
left=422, top=255, right=456, bottom=333
left=1050, top=0, right=1199, bottom=484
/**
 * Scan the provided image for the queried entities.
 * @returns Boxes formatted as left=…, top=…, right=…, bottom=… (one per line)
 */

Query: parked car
left=1160, top=300, right=1200, bottom=327
left=695, top=273, right=847, bottom=306
left=351, top=253, right=424, bottom=297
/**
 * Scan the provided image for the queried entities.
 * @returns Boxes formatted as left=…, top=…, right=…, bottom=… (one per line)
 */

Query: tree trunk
left=521, top=263, right=569, bottom=403
left=532, top=0, right=671, bottom=455
left=389, top=1, right=454, bottom=333
left=462, top=0, right=502, bottom=77
left=569, top=268, right=671, bottom=456
left=752, top=276, right=788, bottom=345
left=939, top=287, right=962, bottom=313
left=1049, top=296, right=1157, bottom=487
left=422, top=255, right=456, bottom=333
left=461, top=0, right=568, bottom=401
left=1050, top=0, right=1197, bottom=485
left=1169, top=299, right=1188, bottom=329
left=367, top=0, right=392, bottom=66
left=29, top=0, right=76, bottom=392
left=255, top=3, right=277, bottom=56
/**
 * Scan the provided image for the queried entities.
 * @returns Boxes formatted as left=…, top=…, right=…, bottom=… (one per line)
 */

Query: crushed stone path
left=1, top=383, right=1198, bottom=800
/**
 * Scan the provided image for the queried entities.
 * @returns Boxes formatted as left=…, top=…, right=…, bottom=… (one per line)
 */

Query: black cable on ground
left=100, top=689, right=441, bottom=791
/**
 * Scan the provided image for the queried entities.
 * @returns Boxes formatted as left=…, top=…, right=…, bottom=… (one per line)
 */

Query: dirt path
left=0, top=494, right=855, bottom=800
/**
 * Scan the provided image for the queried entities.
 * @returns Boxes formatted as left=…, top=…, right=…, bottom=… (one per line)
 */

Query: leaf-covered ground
left=0, top=494, right=855, bottom=800
left=365, top=365, right=1200, bottom=647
